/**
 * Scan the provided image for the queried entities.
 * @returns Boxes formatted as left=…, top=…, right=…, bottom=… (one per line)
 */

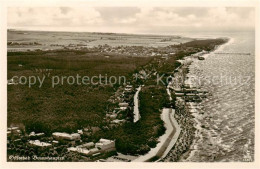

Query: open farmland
left=7, top=30, right=193, bottom=51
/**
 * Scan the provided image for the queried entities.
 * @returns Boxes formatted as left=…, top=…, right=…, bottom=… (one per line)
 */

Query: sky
left=8, top=7, right=255, bottom=34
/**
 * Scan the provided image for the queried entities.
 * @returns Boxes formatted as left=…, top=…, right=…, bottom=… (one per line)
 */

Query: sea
left=178, top=31, right=255, bottom=162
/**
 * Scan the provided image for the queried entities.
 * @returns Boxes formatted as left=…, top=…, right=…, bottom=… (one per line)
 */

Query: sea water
left=180, top=31, right=255, bottom=162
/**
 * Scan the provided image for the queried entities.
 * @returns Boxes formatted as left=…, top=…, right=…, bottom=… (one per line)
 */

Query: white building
left=111, top=119, right=126, bottom=124
left=29, top=132, right=45, bottom=137
left=119, top=107, right=127, bottom=110
left=95, top=139, right=115, bottom=152
left=52, top=132, right=81, bottom=141
left=67, top=146, right=100, bottom=156
left=29, top=140, right=51, bottom=147
left=119, top=102, right=129, bottom=107
left=78, top=142, right=95, bottom=149
left=77, top=130, right=83, bottom=135
left=7, top=131, right=11, bottom=137
left=8, top=127, right=21, bottom=135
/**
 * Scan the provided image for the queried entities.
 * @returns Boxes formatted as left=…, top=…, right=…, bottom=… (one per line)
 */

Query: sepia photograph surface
left=1, top=0, right=259, bottom=167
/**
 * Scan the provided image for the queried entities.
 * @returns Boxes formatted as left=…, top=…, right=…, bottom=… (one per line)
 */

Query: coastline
left=162, top=40, right=229, bottom=162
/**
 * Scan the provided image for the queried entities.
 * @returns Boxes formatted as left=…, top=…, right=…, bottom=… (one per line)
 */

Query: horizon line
left=7, top=27, right=254, bottom=37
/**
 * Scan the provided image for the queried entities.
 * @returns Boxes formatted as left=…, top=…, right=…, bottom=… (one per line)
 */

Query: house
left=8, top=127, right=21, bottom=135
left=89, top=148, right=100, bottom=154
left=77, top=130, right=83, bottom=135
left=78, top=142, right=95, bottom=149
left=119, top=107, right=127, bottom=110
left=67, top=146, right=100, bottom=157
left=111, top=119, right=126, bottom=124
left=52, top=140, right=59, bottom=145
left=83, top=128, right=92, bottom=136
left=8, top=127, right=19, bottom=131
left=119, top=102, right=129, bottom=107
left=7, top=78, right=16, bottom=85
left=52, top=132, right=81, bottom=144
left=67, top=147, right=79, bottom=152
left=29, top=132, right=45, bottom=138
left=119, top=102, right=129, bottom=110
left=126, top=85, right=133, bottom=88
left=29, top=140, right=51, bottom=148
left=69, top=147, right=91, bottom=156
left=95, top=139, right=116, bottom=152
left=125, top=84, right=133, bottom=92
left=67, top=147, right=90, bottom=156
left=106, top=113, right=117, bottom=119
left=124, top=88, right=132, bottom=92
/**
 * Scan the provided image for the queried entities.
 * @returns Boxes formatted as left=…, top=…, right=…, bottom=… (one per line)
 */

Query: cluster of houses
left=8, top=39, right=180, bottom=59
left=88, top=44, right=177, bottom=57
left=7, top=83, right=139, bottom=160
left=67, top=138, right=115, bottom=157
left=106, top=84, right=136, bottom=125
left=7, top=125, right=116, bottom=160
left=7, top=41, right=42, bottom=46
